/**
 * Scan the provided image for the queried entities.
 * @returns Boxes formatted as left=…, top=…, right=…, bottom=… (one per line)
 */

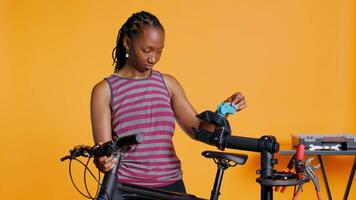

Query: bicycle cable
left=69, top=158, right=93, bottom=199
left=68, top=157, right=111, bottom=200
left=83, top=156, right=96, bottom=199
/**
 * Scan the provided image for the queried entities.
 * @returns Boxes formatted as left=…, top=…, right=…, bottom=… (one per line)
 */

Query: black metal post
left=258, top=135, right=279, bottom=200
left=211, top=162, right=227, bottom=200
left=260, top=149, right=273, bottom=200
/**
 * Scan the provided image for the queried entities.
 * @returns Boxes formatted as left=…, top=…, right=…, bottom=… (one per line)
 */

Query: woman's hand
left=93, top=155, right=117, bottom=173
left=224, top=92, right=247, bottom=111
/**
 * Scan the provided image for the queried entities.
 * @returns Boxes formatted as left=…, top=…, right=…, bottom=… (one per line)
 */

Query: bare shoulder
left=91, top=79, right=110, bottom=100
left=162, top=73, right=184, bottom=98
left=162, top=73, right=181, bottom=88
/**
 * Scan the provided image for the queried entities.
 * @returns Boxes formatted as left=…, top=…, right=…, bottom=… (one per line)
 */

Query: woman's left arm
left=163, top=74, right=246, bottom=140
left=163, top=74, right=200, bottom=139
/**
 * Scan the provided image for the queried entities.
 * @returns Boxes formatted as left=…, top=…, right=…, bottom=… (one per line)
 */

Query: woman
left=91, top=11, right=246, bottom=196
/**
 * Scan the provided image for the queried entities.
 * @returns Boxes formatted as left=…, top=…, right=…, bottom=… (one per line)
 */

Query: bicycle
left=61, top=103, right=309, bottom=200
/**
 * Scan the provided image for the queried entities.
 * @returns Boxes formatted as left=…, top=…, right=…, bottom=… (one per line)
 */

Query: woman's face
left=125, top=27, right=165, bottom=72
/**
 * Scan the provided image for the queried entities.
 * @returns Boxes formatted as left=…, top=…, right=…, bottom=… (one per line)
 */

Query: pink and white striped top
left=105, top=70, right=183, bottom=187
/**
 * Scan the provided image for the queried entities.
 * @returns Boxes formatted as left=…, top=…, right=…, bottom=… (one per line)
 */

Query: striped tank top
left=105, top=70, right=183, bottom=187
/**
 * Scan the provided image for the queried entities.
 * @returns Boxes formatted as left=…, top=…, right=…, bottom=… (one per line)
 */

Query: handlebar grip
left=225, top=135, right=261, bottom=152
left=195, top=130, right=279, bottom=154
left=116, top=133, right=144, bottom=147
left=195, top=130, right=261, bottom=152
left=92, top=134, right=144, bottom=157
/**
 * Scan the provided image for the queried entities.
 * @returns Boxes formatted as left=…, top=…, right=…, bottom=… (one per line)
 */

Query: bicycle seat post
left=202, top=151, right=248, bottom=200
left=211, top=159, right=229, bottom=200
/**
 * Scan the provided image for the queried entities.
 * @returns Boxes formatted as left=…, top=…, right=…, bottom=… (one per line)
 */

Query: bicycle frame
left=62, top=110, right=307, bottom=200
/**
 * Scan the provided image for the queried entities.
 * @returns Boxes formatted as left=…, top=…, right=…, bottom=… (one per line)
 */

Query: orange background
left=1, top=0, right=355, bottom=199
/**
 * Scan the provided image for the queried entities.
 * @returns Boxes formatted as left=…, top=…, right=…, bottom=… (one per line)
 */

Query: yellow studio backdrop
left=1, top=0, right=355, bottom=199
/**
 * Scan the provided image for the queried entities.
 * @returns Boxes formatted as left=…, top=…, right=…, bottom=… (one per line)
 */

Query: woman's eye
left=143, top=49, right=150, bottom=53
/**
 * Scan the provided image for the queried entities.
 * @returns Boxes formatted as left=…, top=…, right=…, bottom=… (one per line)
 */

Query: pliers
left=305, top=157, right=323, bottom=200
left=292, top=157, right=323, bottom=200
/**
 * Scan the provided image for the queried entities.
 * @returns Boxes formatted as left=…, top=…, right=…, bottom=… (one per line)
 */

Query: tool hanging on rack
left=274, top=144, right=305, bottom=193
left=292, top=157, right=322, bottom=200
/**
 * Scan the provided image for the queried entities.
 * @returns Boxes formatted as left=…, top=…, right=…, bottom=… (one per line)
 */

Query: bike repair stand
left=194, top=105, right=309, bottom=200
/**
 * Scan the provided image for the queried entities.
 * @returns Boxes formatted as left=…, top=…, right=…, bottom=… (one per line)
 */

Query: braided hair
left=112, top=11, right=165, bottom=72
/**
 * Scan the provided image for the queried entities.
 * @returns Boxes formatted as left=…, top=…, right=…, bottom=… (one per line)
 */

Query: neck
left=116, top=65, right=151, bottom=79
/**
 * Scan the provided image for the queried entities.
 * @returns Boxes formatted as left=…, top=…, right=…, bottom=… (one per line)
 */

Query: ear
left=123, top=36, right=130, bottom=50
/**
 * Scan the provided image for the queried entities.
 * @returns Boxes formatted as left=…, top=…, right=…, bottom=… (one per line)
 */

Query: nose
left=148, top=55, right=156, bottom=64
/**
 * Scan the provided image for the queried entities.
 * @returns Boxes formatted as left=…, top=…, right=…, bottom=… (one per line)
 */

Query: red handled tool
left=275, top=144, right=305, bottom=193
left=295, top=144, right=305, bottom=180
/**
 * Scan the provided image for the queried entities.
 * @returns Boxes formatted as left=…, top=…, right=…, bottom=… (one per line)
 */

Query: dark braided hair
left=112, top=11, right=165, bottom=72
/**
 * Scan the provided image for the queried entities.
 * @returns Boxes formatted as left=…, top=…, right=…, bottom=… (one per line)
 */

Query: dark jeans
left=156, top=180, right=186, bottom=193
left=97, top=180, right=186, bottom=200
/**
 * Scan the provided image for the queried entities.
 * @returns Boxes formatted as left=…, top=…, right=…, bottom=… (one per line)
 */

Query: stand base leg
left=261, top=186, right=273, bottom=200
left=343, top=156, right=356, bottom=200
left=318, top=155, right=332, bottom=200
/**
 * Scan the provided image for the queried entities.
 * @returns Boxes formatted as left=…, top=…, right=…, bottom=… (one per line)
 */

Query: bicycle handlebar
left=195, top=129, right=279, bottom=154
left=61, top=134, right=144, bottom=161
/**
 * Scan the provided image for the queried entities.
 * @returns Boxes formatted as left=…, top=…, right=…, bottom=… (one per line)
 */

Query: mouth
left=144, top=64, right=153, bottom=69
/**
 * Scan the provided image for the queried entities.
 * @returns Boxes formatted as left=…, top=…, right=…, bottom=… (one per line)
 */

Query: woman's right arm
left=90, top=80, right=115, bottom=172
left=91, top=80, right=112, bottom=144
